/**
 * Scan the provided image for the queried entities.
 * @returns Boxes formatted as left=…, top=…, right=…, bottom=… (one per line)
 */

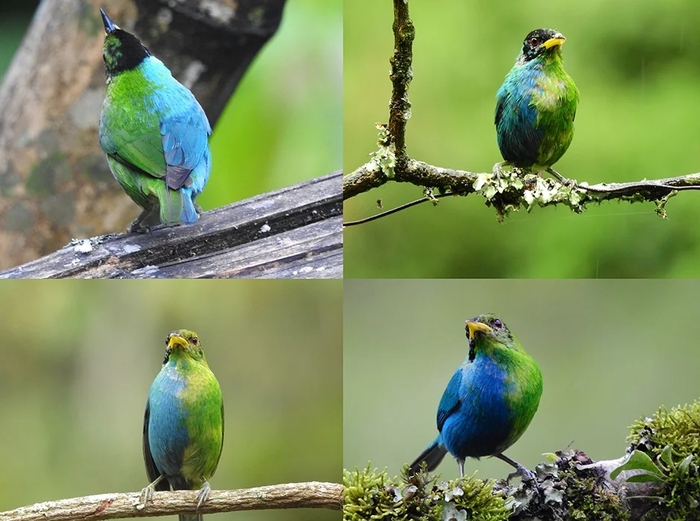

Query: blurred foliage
left=0, top=280, right=342, bottom=521
left=344, top=279, right=700, bottom=485
left=344, top=0, right=700, bottom=277
left=0, top=0, right=341, bottom=218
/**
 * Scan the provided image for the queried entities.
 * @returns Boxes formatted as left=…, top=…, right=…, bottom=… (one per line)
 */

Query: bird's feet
left=505, top=463, right=537, bottom=484
left=137, top=475, right=164, bottom=510
left=127, top=211, right=151, bottom=234
left=545, top=167, right=576, bottom=187
left=496, top=453, right=538, bottom=485
left=492, top=161, right=508, bottom=178
left=195, top=479, right=212, bottom=509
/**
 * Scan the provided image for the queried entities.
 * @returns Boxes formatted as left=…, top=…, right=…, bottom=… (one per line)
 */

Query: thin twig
left=344, top=192, right=454, bottom=226
left=0, top=482, right=343, bottom=521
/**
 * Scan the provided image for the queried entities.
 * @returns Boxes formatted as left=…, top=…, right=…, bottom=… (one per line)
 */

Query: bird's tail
left=409, top=438, right=448, bottom=476
left=178, top=514, right=202, bottom=521
left=154, top=184, right=198, bottom=225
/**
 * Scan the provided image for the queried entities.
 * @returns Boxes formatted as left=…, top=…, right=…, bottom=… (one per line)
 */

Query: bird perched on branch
left=409, top=314, right=543, bottom=482
left=495, top=29, right=579, bottom=181
left=141, top=330, right=224, bottom=521
left=99, top=9, right=212, bottom=233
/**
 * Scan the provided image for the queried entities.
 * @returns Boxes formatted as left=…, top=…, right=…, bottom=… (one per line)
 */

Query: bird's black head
left=521, top=28, right=566, bottom=62
left=100, top=8, right=151, bottom=77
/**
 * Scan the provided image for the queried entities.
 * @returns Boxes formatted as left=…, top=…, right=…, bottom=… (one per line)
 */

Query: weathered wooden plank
left=0, top=171, right=342, bottom=279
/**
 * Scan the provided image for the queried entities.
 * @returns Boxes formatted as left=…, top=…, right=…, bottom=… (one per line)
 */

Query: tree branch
left=342, top=0, right=700, bottom=221
left=0, top=482, right=342, bottom=521
left=388, top=0, right=413, bottom=164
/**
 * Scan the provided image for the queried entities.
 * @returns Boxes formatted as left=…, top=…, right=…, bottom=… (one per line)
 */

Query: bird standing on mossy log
left=495, top=29, right=579, bottom=181
left=409, top=314, right=543, bottom=482
left=141, top=330, right=224, bottom=521
left=98, top=9, right=212, bottom=233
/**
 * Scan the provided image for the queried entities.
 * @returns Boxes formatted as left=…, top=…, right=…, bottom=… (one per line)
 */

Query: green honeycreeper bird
left=495, top=29, right=579, bottom=181
left=409, top=314, right=543, bottom=481
left=99, top=9, right=212, bottom=233
left=141, top=330, right=224, bottom=521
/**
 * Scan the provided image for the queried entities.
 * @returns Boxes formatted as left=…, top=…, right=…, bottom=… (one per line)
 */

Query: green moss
left=626, top=401, right=700, bottom=520
left=555, top=455, right=630, bottom=521
left=343, top=465, right=509, bottom=521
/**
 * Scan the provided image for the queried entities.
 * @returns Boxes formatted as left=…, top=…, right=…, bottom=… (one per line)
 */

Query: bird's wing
left=159, top=100, right=212, bottom=191
left=436, top=369, right=464, bottom=432
left=99, top=119, right=169, bottom=180
left=211, top=400, right=225, bottom=475
left=143, top=401, right=170, bottom=490
left=495, top=91, right=506, bottom=127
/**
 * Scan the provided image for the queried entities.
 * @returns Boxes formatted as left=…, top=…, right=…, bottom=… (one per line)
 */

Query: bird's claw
left=510, top=465, right=536, bottom=483
left=137, top=474, right=164, bottom=510
left=492, top=161, right=508, bottom=178
left=545, top=167, right=576, bottom=187
left=137, top=484, right=155, bottom=510
left=195, top=479, right=212, bottom=509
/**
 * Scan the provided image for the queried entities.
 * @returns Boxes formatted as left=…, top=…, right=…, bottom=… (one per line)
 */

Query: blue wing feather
left=436, top=368, right=464, bottom=432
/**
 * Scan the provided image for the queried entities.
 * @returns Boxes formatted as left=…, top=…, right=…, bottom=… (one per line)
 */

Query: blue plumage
left=409, top=314, right=543, bottom=481
left=438, top=354, right=513, bottom=460
left=145, top=364, right=192, bottom=488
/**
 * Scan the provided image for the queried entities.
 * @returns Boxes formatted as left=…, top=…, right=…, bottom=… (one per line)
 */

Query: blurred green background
left=344, top=0, right=700, bottom=278
left=344, top=279, right=700, bottom=480
left=0, top=0, right=341, bottom=211
left=0, top=280, right=342, bottom=521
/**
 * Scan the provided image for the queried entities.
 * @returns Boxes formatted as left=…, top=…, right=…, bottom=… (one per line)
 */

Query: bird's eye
left=493, top=319, right=503, bottom=329
left=192, top=336, right=199, bottom=345
left=529, top=37, right=539, bottom=47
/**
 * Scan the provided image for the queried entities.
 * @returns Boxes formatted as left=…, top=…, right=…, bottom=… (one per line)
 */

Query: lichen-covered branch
left=345, top=159, right=700, bottom=221
left=0, top=482, right=342, bottom=521
left=344, top=401, right=700, bottom=521
left=342, top=0, right=700, bottom=221
left=388, top=0, right=414, bottom=163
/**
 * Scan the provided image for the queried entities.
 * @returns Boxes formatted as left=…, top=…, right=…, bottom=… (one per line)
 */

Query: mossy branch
left=344, top=401, right=700, bottom=521
left=0, top=482, right=342, bottom=521
left=342, top=0, right=700, bottom=223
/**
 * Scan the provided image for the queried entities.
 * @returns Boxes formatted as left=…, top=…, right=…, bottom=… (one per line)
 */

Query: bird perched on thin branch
left=409, top=314, right=543, bottom=482
left=141, top=330, right=224, bottom=521
left=494, top=29, right=579, bottom=182
left=99, top=9, right=212, bottom=233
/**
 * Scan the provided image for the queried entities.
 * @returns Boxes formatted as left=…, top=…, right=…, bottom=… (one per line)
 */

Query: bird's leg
left=138, top=474, right=165, bottom=508
left=545, top=167, right=576, bottom=186
left=492, top=161, right=509, bottom=178
left=195, top=479, right=212, bottom=509
left=495, top=453, right=537, bottom=483
left=128, top=208, right=153, bottom=234
left=457, top=459, right=465, bottom=479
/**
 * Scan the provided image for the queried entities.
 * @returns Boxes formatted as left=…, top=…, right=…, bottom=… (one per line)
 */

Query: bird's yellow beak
left=168, top=334, right=189, bottom=350
left=542, top=35, right=566, bottom=49
left=466, top=321, right=493, bottom=340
